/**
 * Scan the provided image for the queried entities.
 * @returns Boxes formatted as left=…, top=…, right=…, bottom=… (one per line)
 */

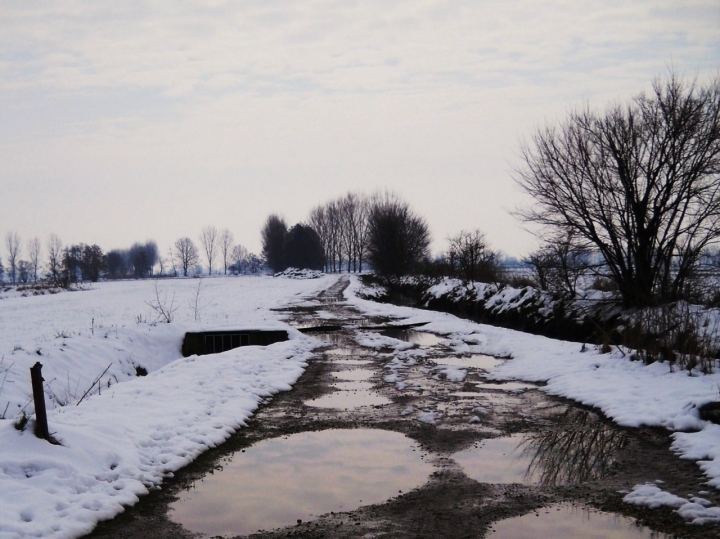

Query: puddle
left=170, top=429, right=434, bottom=536
left=489, top=503, right=671, bottom=539
left=447, top=392, right=524, bottom=408
left=455, top=409, right=627, bottom=486
left=312, top=332, right=345, bottom=344
left=380, top=329, right=445, bottom=347
left=476, top=381, right=538, bottom=392
left=453, top=434, right=538, bottom=485
left=333, top=381, right=374, bottom=391
left=305, top=390, right=391, bottom=409
left=307, top=376, right=390, bottom=409
left=324, top=347, right=365, bottom=357
left=332, top=359, right=373, bottom=365
left=331, top=369, right=374, bottom=381
left=431, top=354, right=504, bottom=370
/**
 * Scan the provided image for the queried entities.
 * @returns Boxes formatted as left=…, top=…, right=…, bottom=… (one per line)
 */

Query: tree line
left=261, top=192, right=433, bottom=277
left=0, top=227, right=263, bottom=286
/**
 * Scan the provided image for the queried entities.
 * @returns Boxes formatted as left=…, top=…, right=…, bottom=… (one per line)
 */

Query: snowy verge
left=0, top=333, right=318, bottom=539
left=344, top=276, right=720, bottom=521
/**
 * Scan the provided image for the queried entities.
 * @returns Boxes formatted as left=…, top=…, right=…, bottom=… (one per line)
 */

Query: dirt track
left=85, top=277, right=720, bottom=539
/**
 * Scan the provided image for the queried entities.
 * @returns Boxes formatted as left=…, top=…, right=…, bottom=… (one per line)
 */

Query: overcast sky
left=0, top=1, right=718, bottom=260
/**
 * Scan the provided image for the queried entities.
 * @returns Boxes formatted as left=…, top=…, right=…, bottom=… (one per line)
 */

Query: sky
left=0, top=1, right=718, bottom=260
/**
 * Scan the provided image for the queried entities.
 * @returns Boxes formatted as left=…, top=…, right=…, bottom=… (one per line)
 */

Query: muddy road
left=85, top=278, right=720, bottom=539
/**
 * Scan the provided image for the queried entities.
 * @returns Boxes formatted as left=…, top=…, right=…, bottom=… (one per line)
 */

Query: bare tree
left=309, top=204, right=330, bottom=271
left=515, top=73, right=720, bottom=307
left=309, top=192, right=371, bottom=273
left=27, top=237, right=41, bottom=283
left=5, top=232, right=21, bottom=284
left=447, top=229, right=499, bottom=284
left=199, top=226, right=219, bottom=275
left=230, top=244, right=248, bottom=274
left=47, top=234, right=63, bottom=284
left=526, top=234, right=591, bottom=298
left=339, top=193, right=370, bottom=272
left=174, top=237, right=199, bottom=277
left=219, top=229, right=234, bottom=275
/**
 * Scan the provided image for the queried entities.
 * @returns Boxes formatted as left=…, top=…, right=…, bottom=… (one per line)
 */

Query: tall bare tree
left=219, top=228, right=234, bottom=275
left=447, top=229, right=499, bottom=284
left=310, top=192, right=371, bottom=273
left=174, top=237, right=200, bottom=277
left=47, top=234, right=63, bottom=284
left=27, top=237, right=41, bottom=283
left=515, top=73, right=720, bottom=307
left=199, top=226, right=219, bottom=275
left=5, top=231, right=21, bottom=284
left=339, top=193, right=370, bottom=272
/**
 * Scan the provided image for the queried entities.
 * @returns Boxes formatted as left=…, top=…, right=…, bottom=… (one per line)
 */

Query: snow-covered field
left=0, top=275, right=337, bottom=539
left=2, top=273, right=720, bottom=539
left=346, top=277, right=720, bottom=524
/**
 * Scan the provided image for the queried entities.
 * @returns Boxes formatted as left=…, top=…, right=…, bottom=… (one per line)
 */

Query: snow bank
left=344, top=276, right=720, bottom=521
left=0, top=276, right=338, bottom=539
left=0, top=337, right=315, bottom=539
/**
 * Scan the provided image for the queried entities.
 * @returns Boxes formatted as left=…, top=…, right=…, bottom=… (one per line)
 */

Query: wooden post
left=30, top=362, right=49, bottom=439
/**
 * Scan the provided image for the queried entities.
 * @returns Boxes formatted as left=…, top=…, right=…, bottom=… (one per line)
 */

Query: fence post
left=30, top=362, right=49, bottom=440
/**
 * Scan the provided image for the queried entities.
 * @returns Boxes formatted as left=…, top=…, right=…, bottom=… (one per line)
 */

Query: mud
left=84, top=277, right=720, bottom=539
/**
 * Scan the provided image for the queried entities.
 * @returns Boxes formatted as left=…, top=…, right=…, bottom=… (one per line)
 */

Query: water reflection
left=380, top=329, right=446, bottom=346
left=454, top=409, right=627, bottom=486
left=169, top=429, right=434, bottom=536
left=305, top=389, right=391, bottom=409
left=306, top=371, right=390, bottom=408
left=454, top=434, right=537, bottom=484
left=521, top=408, right=627, bottom=486
left=489, top=503, right=672, bottom=539
left=431, top=355, right=504, bottom=370
left=475, top=381, right=539, bottom=392
left=312, top=332, right=345, bottom=344
left=331, top=369, right=374, bottom=381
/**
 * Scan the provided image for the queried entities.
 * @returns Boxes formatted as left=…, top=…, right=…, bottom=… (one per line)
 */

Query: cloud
left=0, top=1, right=717, bottom=255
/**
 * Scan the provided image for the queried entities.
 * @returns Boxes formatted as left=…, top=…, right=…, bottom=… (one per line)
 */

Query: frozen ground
left=0, top=275, right=337, bottom=539
left=346, top=277, right=720, bottom=524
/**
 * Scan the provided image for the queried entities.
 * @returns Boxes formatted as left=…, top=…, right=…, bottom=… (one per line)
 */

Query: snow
left=623, top=484, right=720, bottom=524
left=344, top=275, right=720, bottom=522
left=353, top=331, right=414, bottom=351
left=0, top=275, right=337, bottom=539
left=3, top=271, right=720, bottom=537
left=273, top=268, right=324, bottom=279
